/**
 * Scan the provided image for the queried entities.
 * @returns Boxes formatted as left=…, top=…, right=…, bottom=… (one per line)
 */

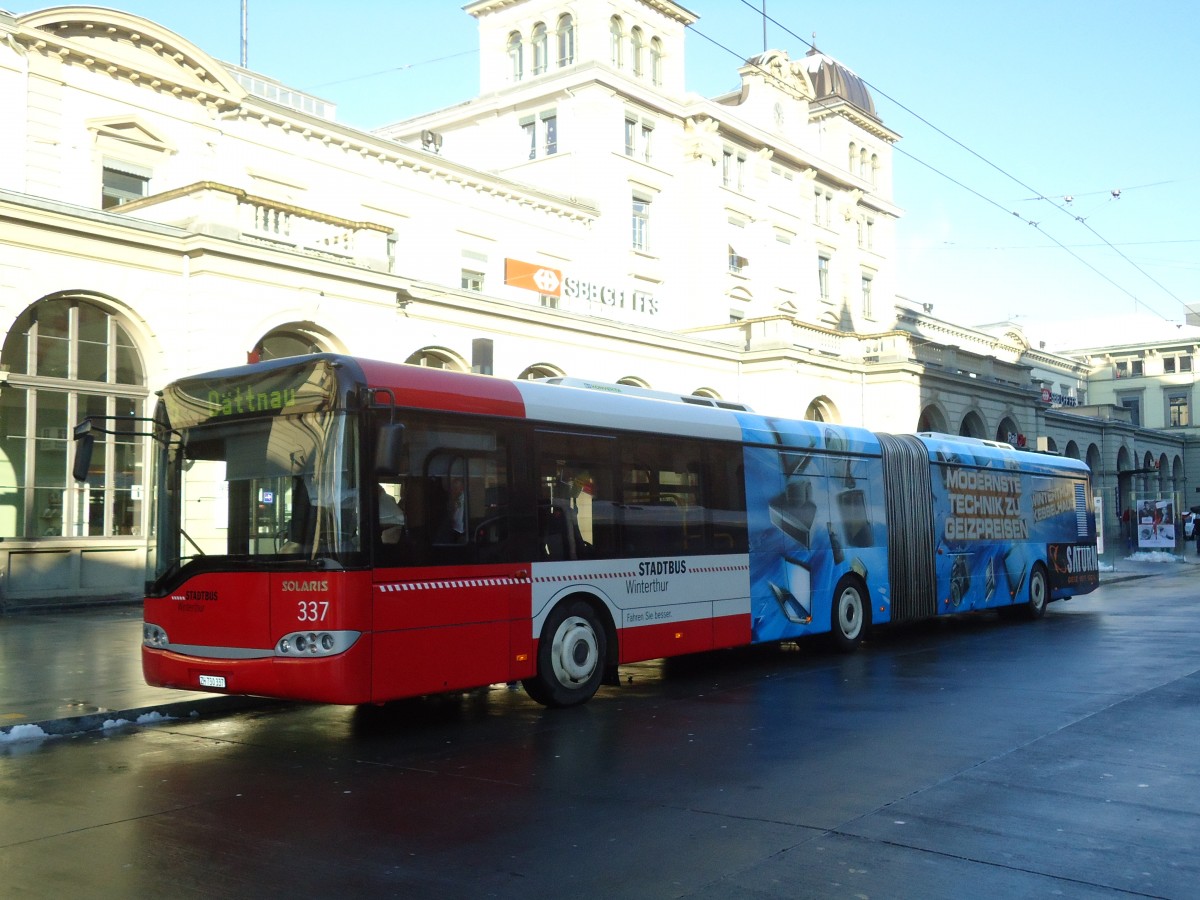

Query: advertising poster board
left=1136, top=498, right=1175, bottom=549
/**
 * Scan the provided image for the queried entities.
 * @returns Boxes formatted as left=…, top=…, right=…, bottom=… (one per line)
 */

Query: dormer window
left=90, top=118, right=174, bottom=211
left=102, top=162, right=150, bottom=209
left=519, top=110, right=558, bottom=160
left=557, top=14, right=575, bottom=66
left=507, top=31, right=523, bottom=82
left=1165, top=355, right=1193, bottom=374
left=728, top=245, right=749, bottom=274
left=610, top=17, right=624, bottom=68
left=532, top=23, right=548, bottom=75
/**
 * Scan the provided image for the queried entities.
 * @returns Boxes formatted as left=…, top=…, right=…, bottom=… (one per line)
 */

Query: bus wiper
left=181, top=528, right=205, bottom=556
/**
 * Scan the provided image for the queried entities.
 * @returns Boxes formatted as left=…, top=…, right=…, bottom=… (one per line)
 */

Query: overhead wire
left=700, top=1, right=1187, bottom=321
left=305, top=49, right=478, bottom=91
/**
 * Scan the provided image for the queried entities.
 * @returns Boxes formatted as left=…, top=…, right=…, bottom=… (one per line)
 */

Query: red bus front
left=142, top=356, right=385, bottom=703
left=140, top=355, right=538, bottom=705
left=143, top=569, right=375, bottom=704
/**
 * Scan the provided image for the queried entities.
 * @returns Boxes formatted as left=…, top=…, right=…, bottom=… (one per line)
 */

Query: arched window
left=617, top=376, right=650, bottom=388
left=532, top=22, right=548, bottom=75
left=959, top=411, right=986, bottom=439
left=630, top=27, right=644, bottom=77
left=518, top=364, right=563, bottom=380
left=805, top=397, right=839, bottom=423
left=848, top=142, right=857, bottom=173
left=610, top=17, right=624, bottom=68
left=650, top=38, right=663, bottom=85
left=916, top=404, right=948, bottom=434
left=556, top=14, right=575, bottom=66
left=406, top=348, right=467, bottom=372
left=0, top=296, right=148, bottom=538
left=507, top=31, right=523, bottom=82
left=996, top=417, right=1021, bottom=446
left=250, top=329, right=325, bottom=363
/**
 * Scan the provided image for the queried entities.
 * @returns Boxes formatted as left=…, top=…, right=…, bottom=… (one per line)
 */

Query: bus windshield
left=148, top=409, right=361, bottom=586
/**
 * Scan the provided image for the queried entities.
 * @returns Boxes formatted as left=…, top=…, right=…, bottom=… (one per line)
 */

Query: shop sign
left=1041, top=388, right=1079, bottom=407
left=505, top=258, right=657, bottom=315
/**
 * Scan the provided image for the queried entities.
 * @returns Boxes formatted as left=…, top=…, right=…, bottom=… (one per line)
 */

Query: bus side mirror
left=374, top=422, right=406, bottom=476
left=72, top=421, right=95, bottom=483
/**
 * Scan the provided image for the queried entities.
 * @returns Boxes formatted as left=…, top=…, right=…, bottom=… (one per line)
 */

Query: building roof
left=802, top=48, right=877, bottom=118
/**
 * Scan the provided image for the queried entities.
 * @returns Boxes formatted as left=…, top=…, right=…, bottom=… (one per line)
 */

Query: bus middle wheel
left=523, top=599, right=606, bottom=708
left=830, top=574, right=870, bottom=653
left=1024, top=562, right=1048, bottom=620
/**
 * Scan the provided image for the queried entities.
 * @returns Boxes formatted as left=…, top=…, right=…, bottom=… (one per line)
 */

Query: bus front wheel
left=523, top=599, right=607, bottom=708
left=1024, top=563, right=1048, bottom=620
left=830, top=575, right=870, bottom=653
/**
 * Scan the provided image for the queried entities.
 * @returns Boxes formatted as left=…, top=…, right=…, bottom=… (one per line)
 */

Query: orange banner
left=505, top=258, right=562, bottom=297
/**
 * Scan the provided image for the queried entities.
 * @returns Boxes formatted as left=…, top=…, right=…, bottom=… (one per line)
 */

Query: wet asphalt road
left=3, top=572, right=1199, bottom=899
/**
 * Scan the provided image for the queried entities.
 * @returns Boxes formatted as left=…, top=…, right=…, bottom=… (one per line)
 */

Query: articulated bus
left=74, top=354, right=1099, bottom=708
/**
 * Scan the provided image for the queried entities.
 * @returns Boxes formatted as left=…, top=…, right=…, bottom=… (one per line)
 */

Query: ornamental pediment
left=88, top=117, right=176, bottom=153
left=17, top=8, right=244, bottom=101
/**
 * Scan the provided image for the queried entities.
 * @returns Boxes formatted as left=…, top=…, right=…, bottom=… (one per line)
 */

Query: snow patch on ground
left=0, top=723, right=52, bottom=744
left=1124, top=551, right=1188, bottom=565
left=102, top=710, right=175, bottom=730
left=136, top=711, right=173, bottom=724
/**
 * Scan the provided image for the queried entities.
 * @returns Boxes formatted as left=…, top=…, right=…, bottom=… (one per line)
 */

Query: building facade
left=0, top=1, right=1189, bottom=607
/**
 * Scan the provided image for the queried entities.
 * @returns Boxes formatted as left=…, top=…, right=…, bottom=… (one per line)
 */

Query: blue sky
left=35, top=1, right=1199, bottom=345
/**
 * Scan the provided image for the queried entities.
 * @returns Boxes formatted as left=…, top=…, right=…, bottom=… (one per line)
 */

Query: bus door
left=157, top=434, right=279, bottom=657
left=370, top=416, right=532, bottom=698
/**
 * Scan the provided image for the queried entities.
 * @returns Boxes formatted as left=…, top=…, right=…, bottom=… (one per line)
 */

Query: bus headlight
left=143, top=623, right=170, bottom=648
left=275, top=630, right=360, bottom=658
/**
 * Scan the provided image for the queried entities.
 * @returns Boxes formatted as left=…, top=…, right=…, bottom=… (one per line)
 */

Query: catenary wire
left=707, top=1, right=1185, bottom=320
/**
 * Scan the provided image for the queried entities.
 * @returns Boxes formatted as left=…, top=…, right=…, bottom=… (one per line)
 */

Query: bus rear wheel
left=523, top=599, right=606, bottom=708
left=830, top=575, right=870, bottom=653
left=1024, top=563, right=1048, bottom=620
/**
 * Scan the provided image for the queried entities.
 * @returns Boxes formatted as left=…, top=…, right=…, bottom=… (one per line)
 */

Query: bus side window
left=378, top=483, right=406, bottom=544
left=427, top=455, right=468, bottom=545
left=538, top=498, right=579, bottom=561
left=620, top=437, right=701, bottom=556
left=835, top=456, right=873, bottom=547
left=371, top=413, right=519, bottom=566
left=708, top=446, right=748, bottom=554
left=535, top=431, right=617, bottom=561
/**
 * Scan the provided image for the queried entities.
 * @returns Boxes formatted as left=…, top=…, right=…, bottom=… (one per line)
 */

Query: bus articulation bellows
left=74, top=354, right=1099, bottom=708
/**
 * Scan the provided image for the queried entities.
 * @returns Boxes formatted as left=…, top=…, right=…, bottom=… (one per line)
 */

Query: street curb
left=1101, top=574, right=1156, bottom=585
left=1, top=695, right=280, bottom=742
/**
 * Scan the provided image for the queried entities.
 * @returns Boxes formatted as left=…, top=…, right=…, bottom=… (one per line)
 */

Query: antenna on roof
left=240, top=0, right=248, bottom=68
left=761, top=2, right=767, bottom=53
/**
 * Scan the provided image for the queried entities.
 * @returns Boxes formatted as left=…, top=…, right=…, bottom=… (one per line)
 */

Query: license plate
left=198, top=674, right=226, bottom=689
